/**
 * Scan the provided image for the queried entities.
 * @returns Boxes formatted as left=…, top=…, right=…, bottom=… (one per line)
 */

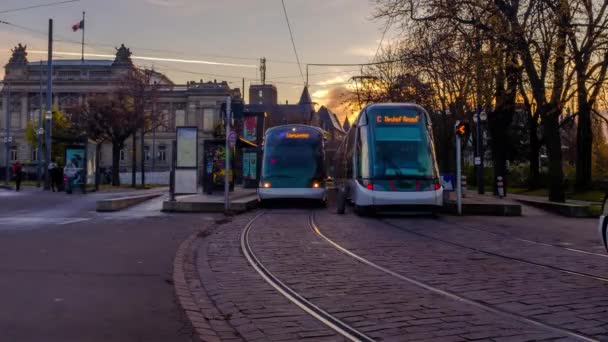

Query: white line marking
left=58, top=218, right=90, bottom=225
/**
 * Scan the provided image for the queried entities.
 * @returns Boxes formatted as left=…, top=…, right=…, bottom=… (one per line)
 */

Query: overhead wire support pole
left=44, top=18, right=53, bottom=191
left=37, top=61, right=43, bottom=187
left=81, top=11, right=85, bottom=62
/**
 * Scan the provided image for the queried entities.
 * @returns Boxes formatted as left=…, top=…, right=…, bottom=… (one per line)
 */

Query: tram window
left=356, top=127, right=370, bottom=178
left=372, top=121, right=434, bottom=178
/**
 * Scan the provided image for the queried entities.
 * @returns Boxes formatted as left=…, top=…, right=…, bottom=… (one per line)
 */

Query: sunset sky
left=0, top=0, right=393, bottom=124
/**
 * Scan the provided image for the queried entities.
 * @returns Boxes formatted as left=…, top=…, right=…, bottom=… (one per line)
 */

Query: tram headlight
left=263, top=182, right=271, bottom=188
left=312, top=182, right=320, bottom=188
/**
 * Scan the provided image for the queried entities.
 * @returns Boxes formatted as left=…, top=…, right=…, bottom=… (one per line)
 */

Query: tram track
left=309, top=211, right=600, bottom=342
left=240, top=211, right=374, bottom=342
left=436, top=219, right=608, bottom=258
left=380, top=219, right=608, bottom=283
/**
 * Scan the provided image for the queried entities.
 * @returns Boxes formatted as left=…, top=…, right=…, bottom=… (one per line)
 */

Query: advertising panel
left=176, top=127, right=197, bottom=168
left=64, top=147, right=85, bottom=188
left=243, top=116, right=257, bottom=142
left=242, top=149, right=257, bottom=180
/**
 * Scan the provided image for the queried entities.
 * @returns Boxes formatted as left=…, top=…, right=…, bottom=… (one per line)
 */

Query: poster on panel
left=243, top=116, right=257, bottom=143
left=176, top=127, right=197, bottom=168
left=64, top=147, right=85, bottom=188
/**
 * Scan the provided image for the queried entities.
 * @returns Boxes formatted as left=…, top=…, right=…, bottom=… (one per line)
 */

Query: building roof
left=343, top=116, right=351, bottom=131
left=298, top=86, right=312, bottom=105
left=317, top=106, right=345, bottom=134
left=27, top=59, right=114, bottom=67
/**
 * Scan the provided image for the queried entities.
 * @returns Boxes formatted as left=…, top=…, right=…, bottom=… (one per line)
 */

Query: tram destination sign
left=376, top=114, right=420, bottom=125
left=284, top=132, right=310, bottom=139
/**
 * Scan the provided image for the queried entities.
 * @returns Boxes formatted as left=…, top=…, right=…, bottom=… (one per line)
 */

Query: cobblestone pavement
left=191, top=208, right=608, bottom=341
left=197, top=212, right=342, bottom=342
left=314, top=210, right=608, bottom=341
left=443, top=205, right=603, bottom=254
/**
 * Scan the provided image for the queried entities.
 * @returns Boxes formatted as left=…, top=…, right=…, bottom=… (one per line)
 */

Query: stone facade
left=0, top=44, right=242, bottom=174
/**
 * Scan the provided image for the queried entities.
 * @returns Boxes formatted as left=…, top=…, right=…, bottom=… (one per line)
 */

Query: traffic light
left=455, top=122, right=469, bottom=136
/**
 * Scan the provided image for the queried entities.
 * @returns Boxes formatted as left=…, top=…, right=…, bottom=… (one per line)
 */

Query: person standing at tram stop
left=11, top=161, right=23, bottom=192
left=48, top=159, right=59, bottom=192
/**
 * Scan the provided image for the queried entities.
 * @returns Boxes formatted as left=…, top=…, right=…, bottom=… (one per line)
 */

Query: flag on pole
left=72, top=20, right=84, bottom=32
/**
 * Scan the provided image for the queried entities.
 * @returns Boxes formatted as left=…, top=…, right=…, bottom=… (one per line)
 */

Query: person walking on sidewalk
left=12, top=161, right=23, bottom=191
left=48, top=160, right=58, bottom=192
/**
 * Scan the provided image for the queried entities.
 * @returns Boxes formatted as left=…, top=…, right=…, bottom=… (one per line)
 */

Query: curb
left=162, top=196, right=258, bottom=213
left=173, top=226, right=243, bottom=342
left=96, top=193, right=162, bottom=212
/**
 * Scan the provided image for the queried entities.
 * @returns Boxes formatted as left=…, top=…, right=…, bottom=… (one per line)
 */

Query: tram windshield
left=369, top=107, right=437, bottom=181
left=262, top=127, right=324, bottom=188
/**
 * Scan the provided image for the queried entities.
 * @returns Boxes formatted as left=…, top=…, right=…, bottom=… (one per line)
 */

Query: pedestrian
left=48, top=159, right=58, bottom=192
left=12, top=161, right=23, bottom=191
left=55, top=164, right=64, bottom=191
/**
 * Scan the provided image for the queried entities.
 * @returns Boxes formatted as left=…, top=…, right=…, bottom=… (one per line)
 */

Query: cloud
left=347, top=46, right=376, bottom=57
left=145, top=0, right=181, bottom=7
left=312, top=86, right=360, bottom=125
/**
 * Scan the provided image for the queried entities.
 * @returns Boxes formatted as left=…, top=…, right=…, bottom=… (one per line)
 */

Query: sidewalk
left=505, top=192, right=601, bottom=217
left=162, top=187, right=258, bottom=213
left=443, top=190, right=522, bottom=216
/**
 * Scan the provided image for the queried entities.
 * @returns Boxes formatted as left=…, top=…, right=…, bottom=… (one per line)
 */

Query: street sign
left=474, top=157, right=481, bottom=165
left=228, top=131, right=237, bottom=148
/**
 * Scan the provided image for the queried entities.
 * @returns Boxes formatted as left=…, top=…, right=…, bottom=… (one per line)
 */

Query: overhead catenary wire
left=0, top=18, right=298, bottom=65
left=373, top=17, right=392, bottom=62
left=0, top=0, right=79, bottom=14
left=280, top=0, right=305, bottom=84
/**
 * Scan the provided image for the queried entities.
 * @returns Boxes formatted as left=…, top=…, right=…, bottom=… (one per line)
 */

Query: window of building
left=10, top=146, right=18, bottom=161
left=203, top=108, right=216, bottom=131
left=144, top=145, right=151, bottom=161
left=31, top=148, right=38, bottom=162
left=158, top=145, right=167, bottom=162
left=119, top=149, right=126, bottom=162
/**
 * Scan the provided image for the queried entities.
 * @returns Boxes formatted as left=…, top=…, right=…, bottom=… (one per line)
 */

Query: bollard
left=461, top=175, right=467, bottom=198
left=497, top=176, right=505, bottom=198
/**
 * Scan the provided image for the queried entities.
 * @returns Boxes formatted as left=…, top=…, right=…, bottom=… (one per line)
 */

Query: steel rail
left=435, top=219, right=608, bottom=258
left=240, top=212, right=375, bottom=342
left=381, top=219, right=608, bottom=283
left=309, top=212, right=598, bottom=342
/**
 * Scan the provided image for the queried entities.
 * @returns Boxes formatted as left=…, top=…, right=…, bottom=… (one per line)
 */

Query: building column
left=20, top=94, right=27, bottom=128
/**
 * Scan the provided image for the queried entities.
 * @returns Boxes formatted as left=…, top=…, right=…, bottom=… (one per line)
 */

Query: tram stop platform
left=443, top=191, right=522, bottom=216
left=162, top=187, right=258, bottom=213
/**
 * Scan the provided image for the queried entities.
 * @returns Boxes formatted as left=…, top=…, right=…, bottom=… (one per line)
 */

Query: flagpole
left=81, top=11, right=85, bottom=62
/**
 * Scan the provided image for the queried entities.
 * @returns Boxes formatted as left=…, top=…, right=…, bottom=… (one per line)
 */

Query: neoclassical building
left=0, top=44, right=242, bottom=177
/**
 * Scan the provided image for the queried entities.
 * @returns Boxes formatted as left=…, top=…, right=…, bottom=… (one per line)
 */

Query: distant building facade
left=0, top=44, right=241, bottom=177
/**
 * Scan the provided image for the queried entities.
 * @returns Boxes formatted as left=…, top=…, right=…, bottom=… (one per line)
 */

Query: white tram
left=334, top=103, right=443, bottom=214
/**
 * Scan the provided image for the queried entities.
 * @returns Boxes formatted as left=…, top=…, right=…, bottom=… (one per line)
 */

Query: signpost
left=228, top=131, right=237, bottom=148
left=224, top=97, right=232, bottom=213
